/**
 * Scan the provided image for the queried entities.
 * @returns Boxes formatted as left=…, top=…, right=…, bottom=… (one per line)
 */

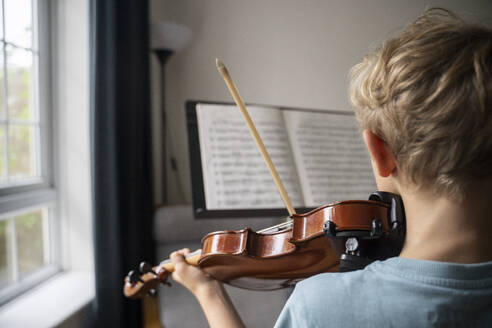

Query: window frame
left=0, top=0, right=60, bottom=306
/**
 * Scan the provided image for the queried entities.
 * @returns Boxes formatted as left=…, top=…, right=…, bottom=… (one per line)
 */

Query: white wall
left=150, top=0, right=492, bottom=205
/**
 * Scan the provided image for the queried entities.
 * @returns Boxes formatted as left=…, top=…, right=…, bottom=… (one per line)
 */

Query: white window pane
left=0, top=0, right=54, bottom=304
left=16, top=209, right=46, bottom=277
left=0, top=125, right=5, bottom=181
left=4, top=0, right=32, bottom=49
left=0, top=1, right=4, bottom=40
left=0, top=219, right=14, bottom=288
left=8, top=124, right=37, bottom=180
left=0, top=44, right=4, bottom=120
left=6, top=46, right=34, bottom=120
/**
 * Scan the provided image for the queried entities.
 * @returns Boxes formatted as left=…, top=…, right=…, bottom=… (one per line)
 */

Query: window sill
left=0, top=270, right=94, bottom=328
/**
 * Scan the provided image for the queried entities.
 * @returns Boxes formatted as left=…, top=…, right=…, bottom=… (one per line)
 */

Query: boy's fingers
left=170, top=250, right=186, bottom=265
left=174, top=248, right=190, bottom=256
left=171, top=271, right=181, bottom=282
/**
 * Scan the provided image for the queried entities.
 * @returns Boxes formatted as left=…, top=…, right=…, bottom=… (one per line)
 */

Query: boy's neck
left=398, top=185, right=492, bottom=264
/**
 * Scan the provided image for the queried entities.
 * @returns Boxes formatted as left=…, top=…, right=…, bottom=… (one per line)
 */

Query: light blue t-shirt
left=274, top=257, right=492, bottom=327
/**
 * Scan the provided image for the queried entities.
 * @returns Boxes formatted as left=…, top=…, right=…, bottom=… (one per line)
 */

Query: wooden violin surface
left=123, top=194, right=405, bottom=297
left=196, top=200, right=390, bottom=290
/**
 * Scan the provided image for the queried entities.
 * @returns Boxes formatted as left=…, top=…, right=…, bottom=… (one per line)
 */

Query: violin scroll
left=123, top=261, right=170, bottom=299
left=124, top=251, right=202, bottom=298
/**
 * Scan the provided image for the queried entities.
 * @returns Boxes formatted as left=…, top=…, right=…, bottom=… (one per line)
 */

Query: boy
left=170, top=8, right=492, bottom=327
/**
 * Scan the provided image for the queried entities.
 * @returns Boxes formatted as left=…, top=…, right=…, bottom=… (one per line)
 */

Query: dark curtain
left=90, top=1, right=155, bottom=327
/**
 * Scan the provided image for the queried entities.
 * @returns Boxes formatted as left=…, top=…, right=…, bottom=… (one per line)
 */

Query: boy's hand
left=169, top=248, right=245, bottom=328
left=170, top=248, right=221, bottom=297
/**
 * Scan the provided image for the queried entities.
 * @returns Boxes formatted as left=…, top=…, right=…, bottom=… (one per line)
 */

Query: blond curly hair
left=349, top=8, right=492, bottom=199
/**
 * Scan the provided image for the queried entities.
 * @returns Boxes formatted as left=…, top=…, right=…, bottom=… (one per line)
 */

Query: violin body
left=199, top=227, right=338, bottom=290
left=199, top=199, right=393, bottom=290
left=124, top=193, right=405, bottom=297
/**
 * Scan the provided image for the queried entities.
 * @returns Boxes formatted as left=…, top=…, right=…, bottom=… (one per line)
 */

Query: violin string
left=257, top=219, right=293, bottom=233
left=159, top=259, right=171, bottom=266
left=258, top=220, right=293, bottom=233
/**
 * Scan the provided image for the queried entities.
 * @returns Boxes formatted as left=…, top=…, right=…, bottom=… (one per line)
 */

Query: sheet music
left=196, top=103, right=304, bottom=210
left=283, top=110, right=376, bottom=207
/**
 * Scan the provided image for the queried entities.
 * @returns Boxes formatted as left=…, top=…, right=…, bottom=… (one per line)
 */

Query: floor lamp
left=151, top=21, right=191, bottom=204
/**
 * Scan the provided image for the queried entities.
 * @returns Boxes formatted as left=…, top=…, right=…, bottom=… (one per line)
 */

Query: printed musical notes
left=195, top=103, right=376, bottom=210
left=197, top=104, right=303, bottom=209
left=283, top=110, right=376, bottom=207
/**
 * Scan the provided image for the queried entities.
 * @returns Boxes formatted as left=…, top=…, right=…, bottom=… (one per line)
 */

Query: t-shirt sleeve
left=273, top=286, right=308, bottom=328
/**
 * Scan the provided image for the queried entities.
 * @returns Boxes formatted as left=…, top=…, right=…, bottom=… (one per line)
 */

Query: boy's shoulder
left=294, top=264, right=374, bottom=303
left=274, top=258, right=492, bottom=328
left=274, top=261, right=386, bottom=327
left=295, top=257, right=492, bottom=299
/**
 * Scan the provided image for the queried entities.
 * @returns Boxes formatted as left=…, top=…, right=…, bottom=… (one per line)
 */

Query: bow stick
left=215, top=59, right=296, bottom=216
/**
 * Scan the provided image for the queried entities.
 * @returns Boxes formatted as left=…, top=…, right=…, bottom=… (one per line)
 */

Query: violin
left=123, top=60, right=406, bottom=299
left=124, top=191, right=405, bottom=298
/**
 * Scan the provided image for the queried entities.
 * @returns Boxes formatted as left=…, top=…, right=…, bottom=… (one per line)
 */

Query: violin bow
left=216, top=59, right=296, bottom=216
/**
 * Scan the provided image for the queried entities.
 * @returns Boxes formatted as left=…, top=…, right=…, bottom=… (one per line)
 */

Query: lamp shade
left=151, top=21, right=192, bottom=52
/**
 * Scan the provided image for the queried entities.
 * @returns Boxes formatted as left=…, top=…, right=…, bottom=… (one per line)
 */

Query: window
left=0, top=0, right=58, bottom=305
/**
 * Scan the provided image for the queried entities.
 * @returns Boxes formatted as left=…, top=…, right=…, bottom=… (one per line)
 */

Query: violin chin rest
left=338, top=253, right=374, bottom=272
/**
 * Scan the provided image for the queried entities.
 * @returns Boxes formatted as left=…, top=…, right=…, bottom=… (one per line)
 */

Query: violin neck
left=159, top=250, right=202, bottom=272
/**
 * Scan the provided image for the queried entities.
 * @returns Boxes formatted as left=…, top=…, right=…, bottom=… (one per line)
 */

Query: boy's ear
left=362, top=130, right=396, bottom=177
